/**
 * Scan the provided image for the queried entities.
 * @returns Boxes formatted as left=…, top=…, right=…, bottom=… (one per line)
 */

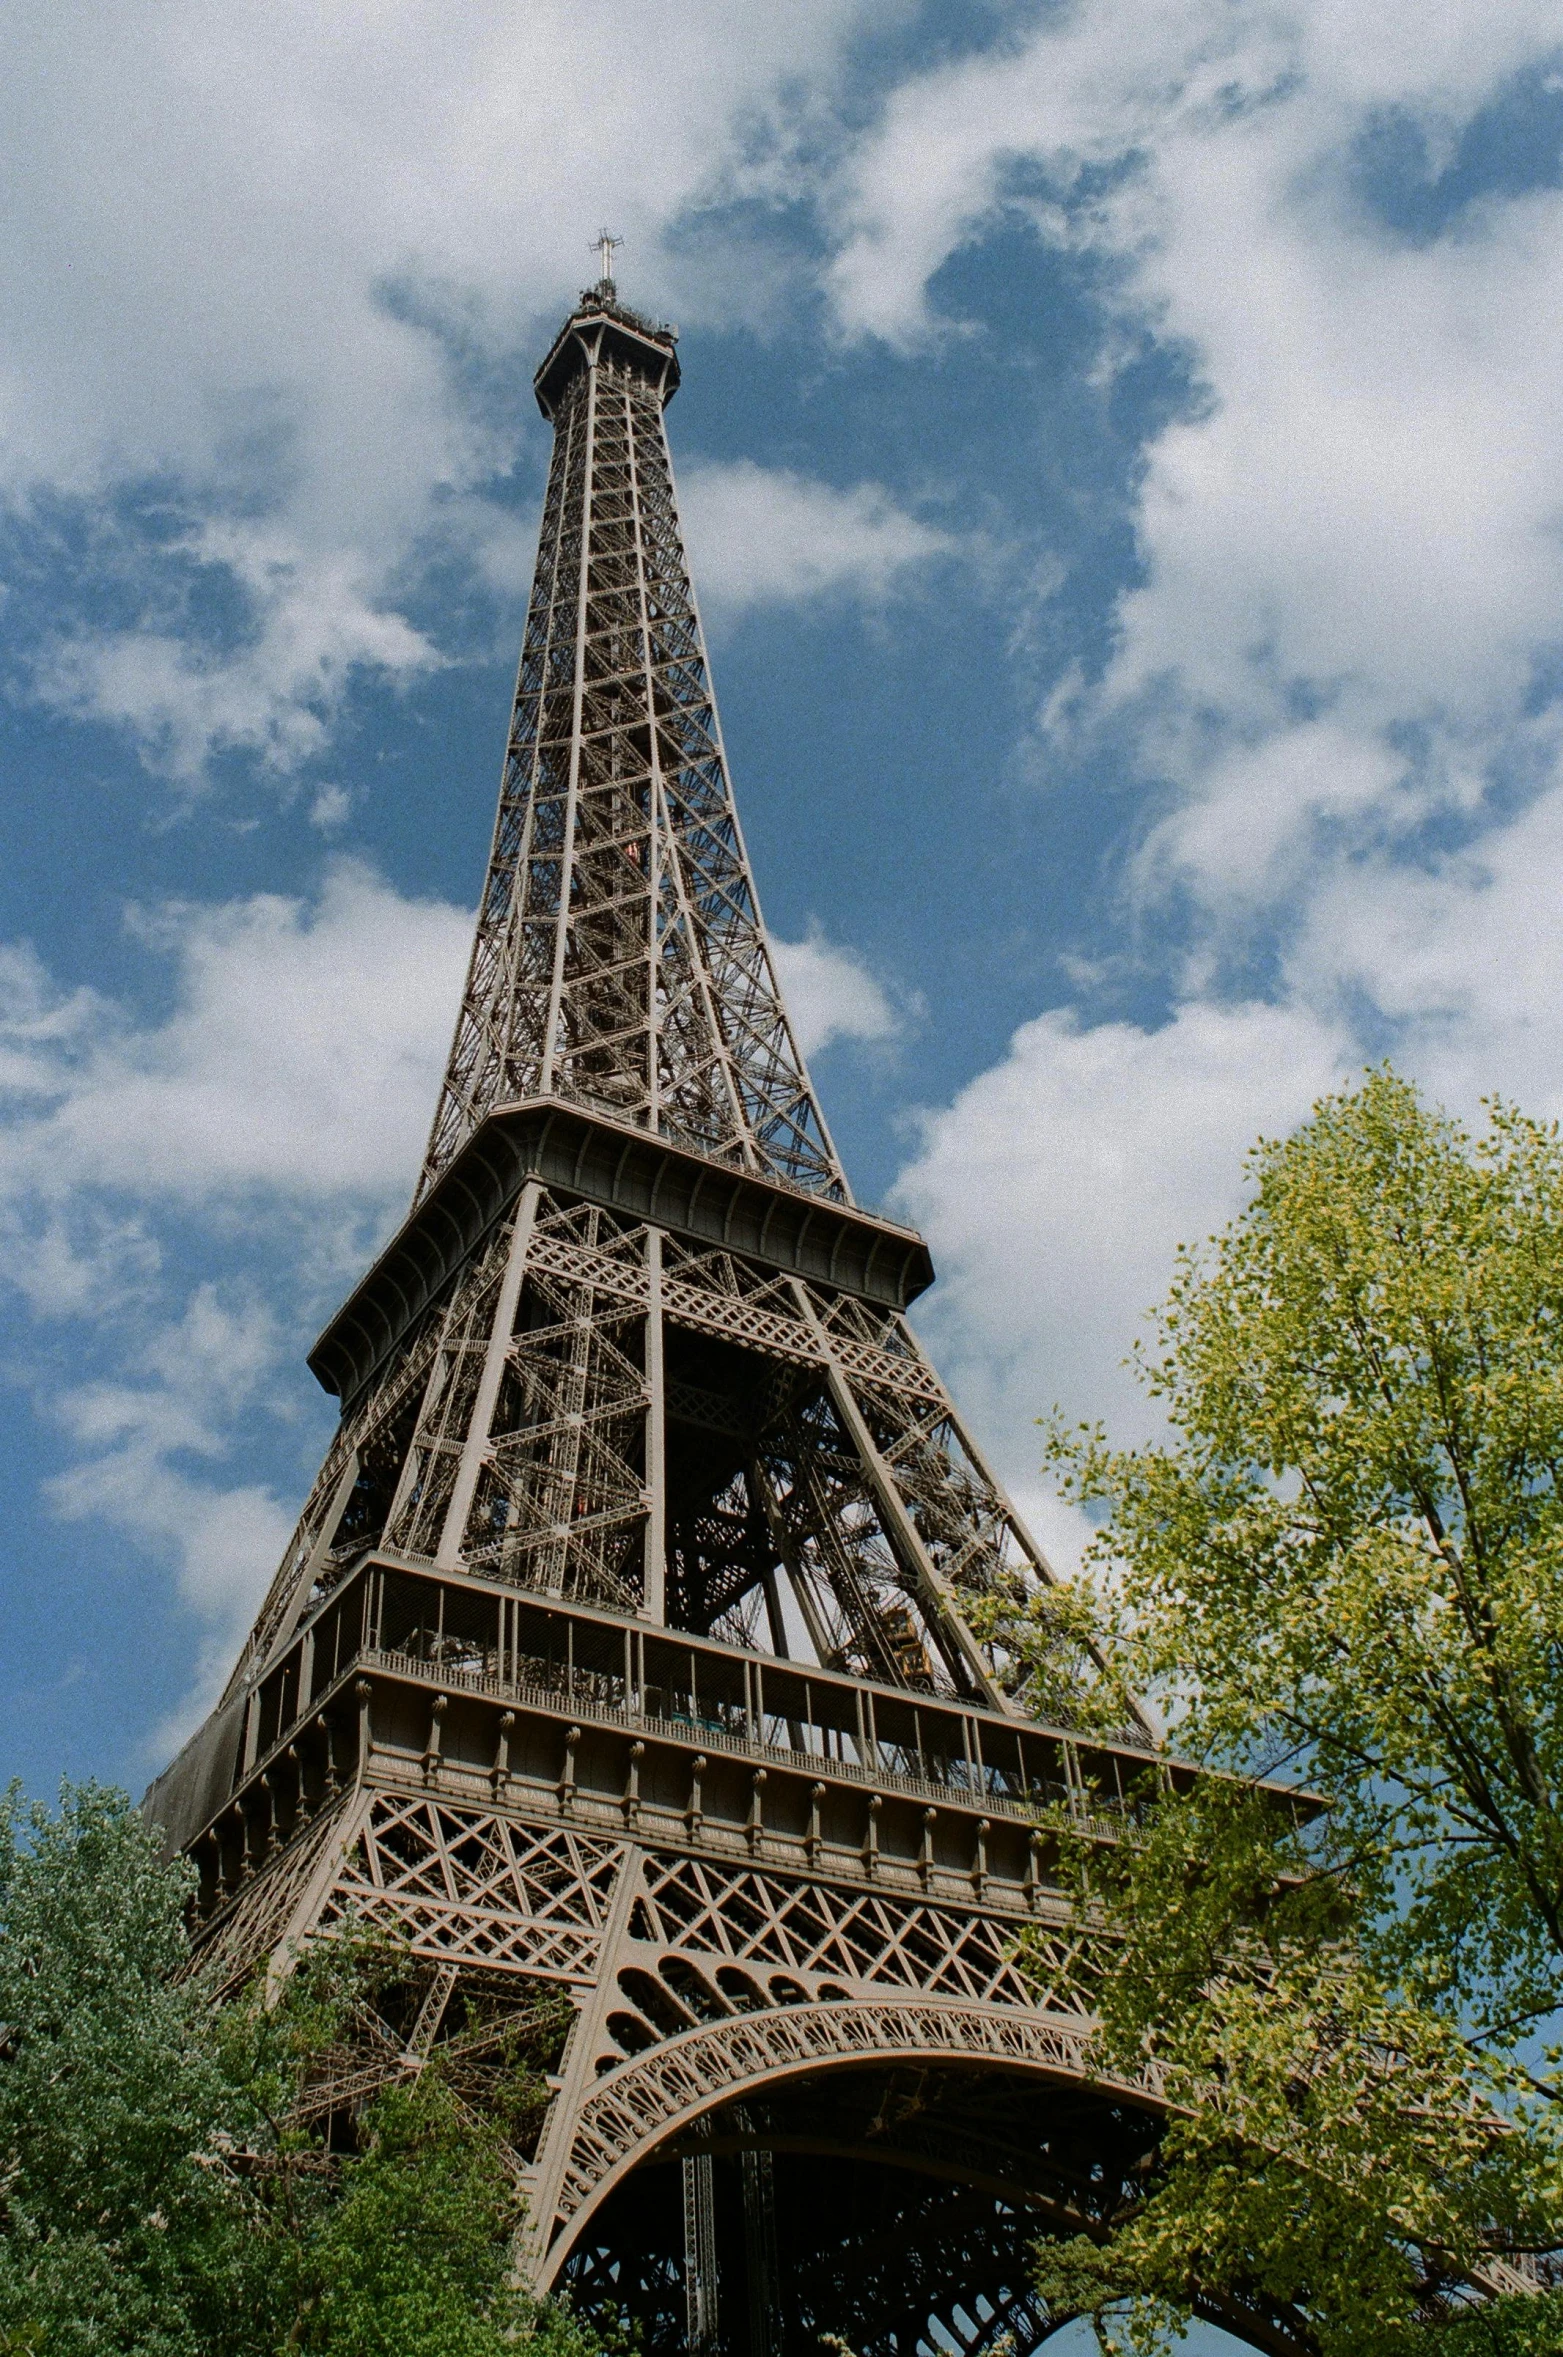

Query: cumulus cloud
left=0, top=855, right=471, bottom=1623
left=816, top=2, right=1563, bottom=1515
left=770, top=926, right=897, bottom=1058
left=678, top=459, right=955, bottom=619
left=895, top=751, right=1563, bottom=1494
left=1, top=3, right=873, bottom=505
left=29, top=528, right=440, bottom=782
left=47, top=1285, right=299, bottom=1751
left=896, top=999, right=1349, bottom=1474
left=1291, top=768, right=1563, bottom=1120
left=0, top=0, right=884, bottom=788
left=0, top=861, right=470, bottom=1742
left=1133, top=723, right=1417, bottom=913
left=828, top=0, right=1563, bottom=916
left=0, top=860, right=470, bottom=1214
left=896, top=758, right=1563, bottom=1491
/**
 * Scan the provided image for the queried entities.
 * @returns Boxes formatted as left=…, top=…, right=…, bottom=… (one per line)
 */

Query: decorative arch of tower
left=145, top=274, right=1316, bottom=2357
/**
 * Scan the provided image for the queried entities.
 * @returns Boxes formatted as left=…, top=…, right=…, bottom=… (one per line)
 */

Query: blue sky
left=4, top=0, right=1563, bottom=1983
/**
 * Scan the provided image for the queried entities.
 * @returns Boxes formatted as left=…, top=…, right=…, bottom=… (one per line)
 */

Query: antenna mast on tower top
left=591, top=226, right=622, bottom=292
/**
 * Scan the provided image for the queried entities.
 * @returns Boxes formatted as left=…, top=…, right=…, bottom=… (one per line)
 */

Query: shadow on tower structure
left=146, top=272, right=1311, bottom=2357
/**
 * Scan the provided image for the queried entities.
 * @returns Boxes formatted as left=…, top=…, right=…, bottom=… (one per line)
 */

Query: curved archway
left=546, top=1994, right=1148, bottom=2260
left=544, top=1999, right=1309, bottom=2357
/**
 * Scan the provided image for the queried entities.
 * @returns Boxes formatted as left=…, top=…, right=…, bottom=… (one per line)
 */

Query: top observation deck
left=533, top=282, right=681, bottom=418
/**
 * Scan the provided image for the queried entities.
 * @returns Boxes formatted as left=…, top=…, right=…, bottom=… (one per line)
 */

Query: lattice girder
left=416, top=297, right=843, bottom=1201
left=173, top=1759, right=1313, bottom=2354
left=219, top=1158, right=1114, bottom=1724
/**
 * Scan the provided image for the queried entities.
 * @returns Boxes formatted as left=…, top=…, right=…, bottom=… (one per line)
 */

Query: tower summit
left=144, top=279, right=1222, bottom=2355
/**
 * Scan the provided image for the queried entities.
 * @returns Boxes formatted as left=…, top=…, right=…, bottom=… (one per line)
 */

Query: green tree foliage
left=0, top=1782, right=609, bottom=2357
left=1013, top=1072, right=1563, bottom=2351
left=1026, top=1784, right=1561, bottom=2353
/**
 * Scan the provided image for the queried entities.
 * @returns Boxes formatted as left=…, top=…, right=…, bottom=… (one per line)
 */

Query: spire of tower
left=416, top=275, right=847, bottom=1210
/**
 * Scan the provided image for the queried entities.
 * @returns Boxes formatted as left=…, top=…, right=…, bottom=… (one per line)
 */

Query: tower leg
left=682, top=2151, right=719, bottom=2354
left=741, top=2144, right=780, bottom=2357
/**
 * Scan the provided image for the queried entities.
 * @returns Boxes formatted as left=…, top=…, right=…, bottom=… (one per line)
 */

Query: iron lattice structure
left=147, top=279, right=1336, bottom=2357
left=418, top=288, right=840, bottom=1202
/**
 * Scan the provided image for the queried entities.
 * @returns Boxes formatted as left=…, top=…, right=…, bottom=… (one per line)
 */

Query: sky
left=1, top=0, right=1562, bottom=1901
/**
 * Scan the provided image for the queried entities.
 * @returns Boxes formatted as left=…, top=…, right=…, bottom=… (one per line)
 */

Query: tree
left=0, top=1781, right=606, bottom=2357
left=1013, top=1071, right=1563, bottom=2352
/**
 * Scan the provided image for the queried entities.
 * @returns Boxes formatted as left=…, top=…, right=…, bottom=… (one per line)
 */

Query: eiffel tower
left=144, top=264, right=1301, bottom=2357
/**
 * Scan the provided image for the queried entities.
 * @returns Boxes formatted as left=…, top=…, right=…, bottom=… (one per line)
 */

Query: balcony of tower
left=165, top=1546, right=1182, bottom=1957
left=533, top=283, right=681, bottom=420
left=309, top=1096, right=934, bottom=1412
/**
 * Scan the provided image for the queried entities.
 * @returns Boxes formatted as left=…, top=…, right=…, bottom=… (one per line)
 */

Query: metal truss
left=630, top=1849, right=1041, bottom=2008
left=417, top=290, right=843, bottom=1203
left=246, top=1796, right=1065, bottom=2018
left=555, top=1997, right=1117, bottom=2239
left=563, top=2162, right=1060, bottom=2357
left=758, top=2175, right=1054, bottom=2357
left=181, top=1765, right=1327, bottom=2354
left=224, top=1211, right=515, bottom=1701
left=187, top=1785, right=1146, bottom=2264
left=228, top=1174, right=1115, bottom=1732
left=193, top=1796, right=357, bottom=1997
left=317, top=1793, right=628, bottom=1980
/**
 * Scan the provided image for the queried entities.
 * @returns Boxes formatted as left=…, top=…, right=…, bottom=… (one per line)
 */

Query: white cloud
left=896, top=999, right=1350, bottom=1471
left=678, top=459, right=954, bottom=618
left=827, top=1, right=1563, bottom=916
left=0, top=872, right=904, bottom=1232
left=309, top=784, right=352, bottom=833
left=30, top=527, right=440, bottom=782
left=0, top=860, right=471, bottom=1213
left=894, top=755, right=1563, bottom=1488
left=0, top=864, right=470, bottom=1746
left=0, top=869, right=905, bottom=1233
left=0, top=3, right=873, bottom=506
left=770, top=926, right=897, bottom=1058
left=1291, top=768, right=1563, bottom=1122
left=894, top=743, right=1563, bottom=1558
left=0, top=0, right=883, bottom=784
left=1133, top=723, right=1417, bottom=911
left=819, top=4, right=1563, bottom=1527
left=47, top=1284, right=299, bottom=1752
left=895, top=751, right=1563, bottom=1501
